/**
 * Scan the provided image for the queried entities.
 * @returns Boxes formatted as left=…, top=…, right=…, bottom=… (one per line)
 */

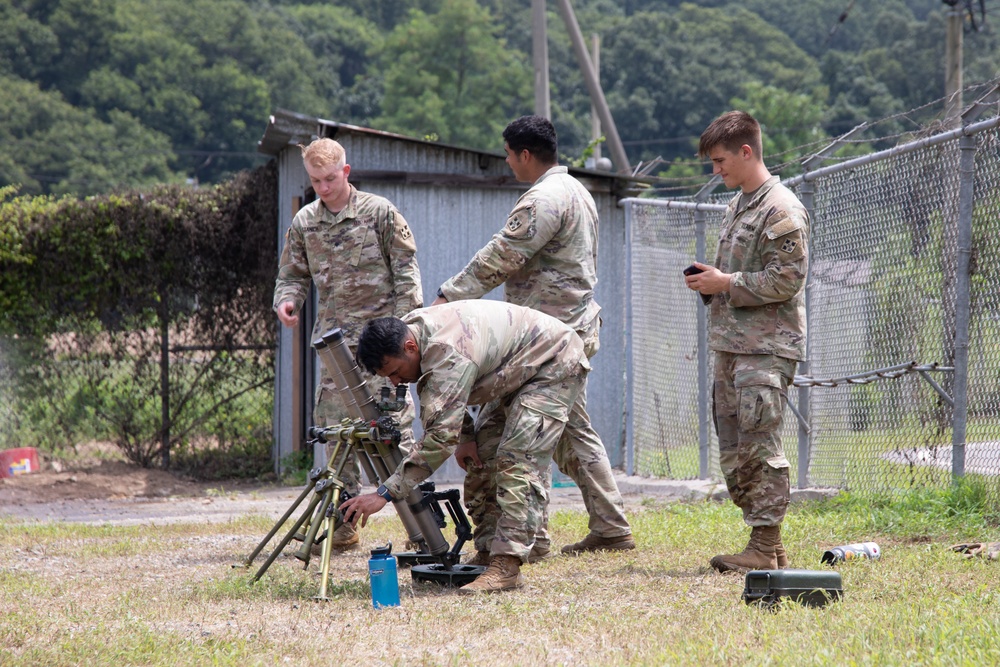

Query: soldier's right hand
left=455, top=440, right=482, bottom=471
left=276, top=301, right=299, bottom=327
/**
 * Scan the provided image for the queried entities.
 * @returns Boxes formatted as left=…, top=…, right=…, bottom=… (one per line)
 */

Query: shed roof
left=258, top=109, right=649, bottom=197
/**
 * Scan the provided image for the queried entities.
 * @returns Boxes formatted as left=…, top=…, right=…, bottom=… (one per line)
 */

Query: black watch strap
left=376, top=484, right=394, bottom=502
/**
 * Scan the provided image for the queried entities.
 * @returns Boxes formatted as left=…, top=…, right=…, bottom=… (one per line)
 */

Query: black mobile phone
left=683, top=264, right=704, bottom=276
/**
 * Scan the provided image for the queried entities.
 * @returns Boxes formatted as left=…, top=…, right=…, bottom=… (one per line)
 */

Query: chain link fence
left=624, top=114, right=1000, bottom=498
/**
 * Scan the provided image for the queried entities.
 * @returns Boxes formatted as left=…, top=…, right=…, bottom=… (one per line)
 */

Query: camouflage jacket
left=438, top=166, right=601, bottom=335
left=705, top=176, right=808, bottom=361
left=381, top=300, right=586, bottom=498
left=273, top=185, right=423, bottom=342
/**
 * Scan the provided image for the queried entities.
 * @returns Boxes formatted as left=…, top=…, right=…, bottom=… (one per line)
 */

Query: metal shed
left=257, top=109, right=639, bottom=483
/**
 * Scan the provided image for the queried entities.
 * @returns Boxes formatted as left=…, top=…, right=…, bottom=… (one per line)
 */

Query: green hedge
left=0, top=164, right=278, bottom=471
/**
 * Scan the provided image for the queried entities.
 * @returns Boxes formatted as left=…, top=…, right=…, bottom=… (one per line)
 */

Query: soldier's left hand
left=683, top=262, right=731, bottom=295
left=340, top=493, right=388, bottom=528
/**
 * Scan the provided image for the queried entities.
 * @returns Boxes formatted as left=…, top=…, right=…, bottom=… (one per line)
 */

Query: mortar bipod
left=239, top=422, right=359, bottom=599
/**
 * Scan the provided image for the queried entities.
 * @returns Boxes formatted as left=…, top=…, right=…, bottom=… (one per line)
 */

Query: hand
left=683, top=262, right=731, bottom=295
left=339, top=493, right=388, bottom=528
left=455, top=440, right=482, bottom=471
left=431, top=295, right=448, bottom=306
left=275, top=301, right=299, bottom=327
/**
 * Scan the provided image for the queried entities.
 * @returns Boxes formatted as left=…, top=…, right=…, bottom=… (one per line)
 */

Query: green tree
left=0, top=75, right=178, bottom=196
left=374, top=0, right=531, bottom=151
left=280, top=3, right=386, bottom=123
left=599, top=5, right=822, bottom=166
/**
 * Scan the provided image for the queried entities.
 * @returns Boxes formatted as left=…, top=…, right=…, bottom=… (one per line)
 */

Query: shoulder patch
left=503, top=206, right=535, bottom=239
left=765, top=215, right=802, bottom=240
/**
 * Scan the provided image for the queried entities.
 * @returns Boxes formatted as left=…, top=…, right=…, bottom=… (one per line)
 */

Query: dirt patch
left=0, top=460, right=214, bottom=504
left=0, top=451, right=602, bottom=526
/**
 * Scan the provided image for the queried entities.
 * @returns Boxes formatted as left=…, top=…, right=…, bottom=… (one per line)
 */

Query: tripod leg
left=296, top=480, right=337, bottom=565
left=315, top=487, right=342, bottom=600
left=252, top=490, right=325, bottom=582
left=243, top=480, right=316, bottom=567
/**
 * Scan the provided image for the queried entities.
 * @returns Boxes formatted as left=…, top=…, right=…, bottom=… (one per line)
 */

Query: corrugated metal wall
left=269, top=120, right=627, bottom=483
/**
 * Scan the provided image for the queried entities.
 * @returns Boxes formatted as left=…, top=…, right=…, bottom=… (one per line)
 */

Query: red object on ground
left=0, top=447, right=40, bottom=478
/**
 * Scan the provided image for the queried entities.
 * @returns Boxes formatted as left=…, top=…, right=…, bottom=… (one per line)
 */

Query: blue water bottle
left=368, top=542, right=400, bottom=609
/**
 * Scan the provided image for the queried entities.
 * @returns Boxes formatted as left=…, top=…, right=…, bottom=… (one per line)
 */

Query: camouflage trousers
left=712, top=352, right=797, bottom=527
left=465, top=321, right=630, bottom=554
left=314, top=368, right=416, bottom=496
left=464, top=361, right=588, bottom=561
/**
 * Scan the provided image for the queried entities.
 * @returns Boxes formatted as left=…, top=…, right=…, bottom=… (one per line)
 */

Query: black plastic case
left=742, top=569, right=843, bottom=608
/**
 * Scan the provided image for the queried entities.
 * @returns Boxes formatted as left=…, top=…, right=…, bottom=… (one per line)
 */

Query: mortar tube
left=315, top=329, right=449, bottom=560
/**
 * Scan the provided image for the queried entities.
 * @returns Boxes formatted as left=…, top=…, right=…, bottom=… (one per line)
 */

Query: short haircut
left=502, top=115, right=558, bottom=164
left=356, top=317, right=410, bottom=375
left=698, top=111, right=763, bottom=159
left=299, top=138, right=346, bottom=169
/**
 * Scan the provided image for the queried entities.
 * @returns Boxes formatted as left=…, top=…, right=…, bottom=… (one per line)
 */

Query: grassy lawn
left=2, top=485, right=999, bottom=666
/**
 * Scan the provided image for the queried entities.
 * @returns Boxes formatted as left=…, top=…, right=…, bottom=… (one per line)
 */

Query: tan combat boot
left=328, top=522, right=360, bottom=550
left=457, top=555, right=524, bottom=594
left=710, top=526, right=780, bottom=573
left=774, top=537, right=789, bottom=569
left=561, top=532, right=636, bottom=555
left=464, top=550, right=492, bottom=567
left=528, top=542, right=555, bottom=564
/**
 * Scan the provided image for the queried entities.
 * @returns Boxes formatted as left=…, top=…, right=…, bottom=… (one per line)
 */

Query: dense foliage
left=0, top=164, right=278, bottom=468
left=2, top=0, right=998, bottom=195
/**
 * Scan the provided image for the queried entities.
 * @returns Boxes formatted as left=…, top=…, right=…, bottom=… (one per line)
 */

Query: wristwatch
left=436, top=287, right=447, bottom=301
left=375, top=484, right=394, bottom=502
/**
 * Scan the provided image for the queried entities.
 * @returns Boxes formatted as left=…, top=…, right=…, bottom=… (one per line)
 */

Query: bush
left=0, top=163, right=279, bottom=471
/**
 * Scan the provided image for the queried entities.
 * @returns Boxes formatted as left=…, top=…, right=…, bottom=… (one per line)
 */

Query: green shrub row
left=0, top=164, right=279, bottom=474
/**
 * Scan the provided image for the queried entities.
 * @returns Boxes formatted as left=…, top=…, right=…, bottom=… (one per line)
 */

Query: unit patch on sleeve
left=781, top=238, right=798, bottom=254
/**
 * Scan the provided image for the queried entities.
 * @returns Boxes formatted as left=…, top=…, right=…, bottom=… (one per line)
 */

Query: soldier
left=431, top=115, right=633, bottom=561
left=273, top=137, right=422, bottom=550
left=339, top=300, right=591, bottom=593
left=684, top=111, right=809, bottom=572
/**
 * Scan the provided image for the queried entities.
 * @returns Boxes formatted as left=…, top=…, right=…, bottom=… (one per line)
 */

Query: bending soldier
left=340, top=300, right=593, bottom=593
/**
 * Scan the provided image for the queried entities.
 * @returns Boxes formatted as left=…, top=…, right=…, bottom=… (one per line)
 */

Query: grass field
left=2, top=484, right=999, bottom=666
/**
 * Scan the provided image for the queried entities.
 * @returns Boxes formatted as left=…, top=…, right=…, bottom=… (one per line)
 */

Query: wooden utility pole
left=532, top=0, right=551, bottom=118
left=554, top=0, right=630, bottom=173
left=590, top=33, right=602, bottom=162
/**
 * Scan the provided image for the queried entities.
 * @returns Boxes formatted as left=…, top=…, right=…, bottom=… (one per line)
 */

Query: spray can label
left=821, top=542, right=881, bottom=564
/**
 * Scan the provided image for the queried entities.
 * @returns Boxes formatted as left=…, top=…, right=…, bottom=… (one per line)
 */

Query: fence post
left=795, top=177, right=815, bottom=489
left=158, top=292, right=171, bottom=469
left=693, top=177, right=720, bottom=479
left=624, top=201, right=635, bottom=476
left=790, top=124, right=867, bottom=488
left=951, top=133, right=976, bottom=478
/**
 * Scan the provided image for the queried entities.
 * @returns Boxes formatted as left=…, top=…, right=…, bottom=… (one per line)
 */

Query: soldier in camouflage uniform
left=685, top=111, right=808, bottom=573
left=273, top=138, right=422, bottom=550
left=432, top=115, right=633, bottom=562
left=340, top=300, right=590, bottom=593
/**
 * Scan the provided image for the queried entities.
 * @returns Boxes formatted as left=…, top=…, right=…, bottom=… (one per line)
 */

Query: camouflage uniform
left=273, top=185, right=422, bottom=493
left=439, top=165, right=630, bottom=552
left=704, top=176, right=808, bottom=527
left=379, top=300, right=589, bottom=561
